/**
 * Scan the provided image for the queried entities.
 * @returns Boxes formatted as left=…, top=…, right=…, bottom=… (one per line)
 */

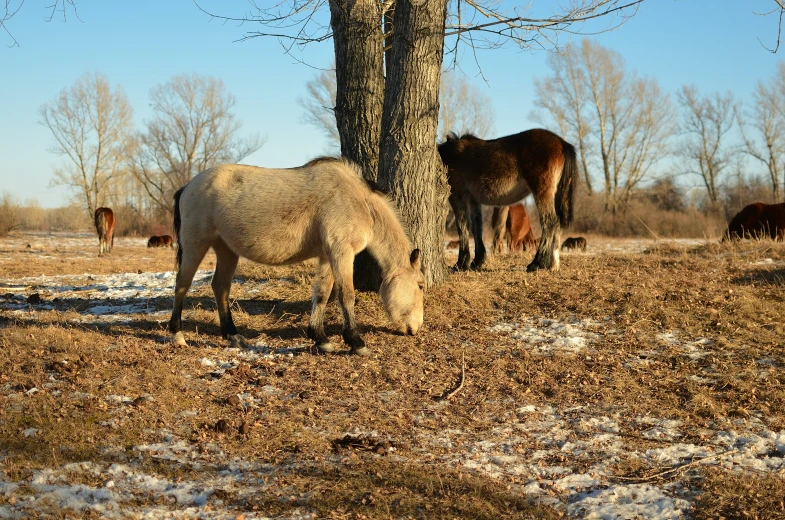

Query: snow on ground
left=2, top=234, right=784, bottom=518
left=0, top=270, right=215, bottom=323
left=488, top=315, right=604, bottom=356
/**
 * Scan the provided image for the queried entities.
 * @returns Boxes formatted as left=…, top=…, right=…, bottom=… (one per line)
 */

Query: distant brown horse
left=438, top=129, right=577, bottom=272
left=491, top=203, right=538, bottom=254
left=94, top=207, right=115, bottom=255
left=724, top=202, right=785, bottom=241
left=148, top=235, right=174, bottom=248
left=561, top=237, right=587, bottom=251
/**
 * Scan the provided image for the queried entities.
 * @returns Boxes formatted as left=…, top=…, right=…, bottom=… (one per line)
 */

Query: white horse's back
left=179, top=160, right=374, bottom=265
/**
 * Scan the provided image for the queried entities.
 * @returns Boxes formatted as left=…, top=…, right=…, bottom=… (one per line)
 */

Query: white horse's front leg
left=330, top=249, right=369, bottom=356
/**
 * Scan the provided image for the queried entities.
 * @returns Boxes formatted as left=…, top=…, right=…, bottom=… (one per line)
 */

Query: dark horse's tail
left=173, top=187, right=185, bottom=270
left=557, top=140, right=578, bottom=227
left=95, top=209, right=106, bottom=239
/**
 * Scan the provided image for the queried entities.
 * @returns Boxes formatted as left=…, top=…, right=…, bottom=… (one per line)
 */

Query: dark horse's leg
left=211, top=238, right=240, bottom=339
left=528, top=199, right=560, bottom=272
left=468, top=198, right=487, bottom=269
left=307, top=258, right=336, bottom=353
left=449, top=194, right=472, bottom=271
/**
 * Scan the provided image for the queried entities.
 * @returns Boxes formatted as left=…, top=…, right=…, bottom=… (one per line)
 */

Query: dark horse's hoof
left=451, top=262, right=471, bottom=272
left=526, top=261, right=552, bottom=272
left=350, top=346, right=371, bottom=356
left=469, top=261, right=485, bottom=271
left=343, top=330, right=365, bottom=351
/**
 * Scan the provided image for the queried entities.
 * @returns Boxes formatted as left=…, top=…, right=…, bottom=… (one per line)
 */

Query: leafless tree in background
left=130, top=73, right=265, bottom=216
left=677, top=86, right=738, bottom=206
left=299, top=66, right=495, bottom=149
left=39, top=71, right=134, bottom=219
left=737, top=65, right=785, bottom=202
left=297, top=68, right=339, bottom=150
left=438, top=70, right=494, bottom=140
left=2, top=0, right=79, bottom=47
left=533, top=40, right=674, bottom=213
left=0, top=192, right=21, bottom=236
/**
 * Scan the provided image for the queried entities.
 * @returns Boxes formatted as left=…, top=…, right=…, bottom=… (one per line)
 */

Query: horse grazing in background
left=438, top=129, right=577, bottom=272
left=170, top=157, right=425, bottom=356
left=491, top=203, right=538, bottom=254
left=561, top=237, right=587, bottom=251
left=94, top=207, right=115, bottom=256
left=723, top=202, right=785, bottom=241
left=148, top=235, right=174, bottom=248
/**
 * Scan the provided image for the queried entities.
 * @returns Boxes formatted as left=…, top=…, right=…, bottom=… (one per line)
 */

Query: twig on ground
left=437, top=351, right=465, bottom=401
left=613, top=448, right=739, bottom=482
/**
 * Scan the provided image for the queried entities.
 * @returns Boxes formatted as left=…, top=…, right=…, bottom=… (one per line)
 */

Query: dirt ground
left=1, top=232, right=784, bottom=519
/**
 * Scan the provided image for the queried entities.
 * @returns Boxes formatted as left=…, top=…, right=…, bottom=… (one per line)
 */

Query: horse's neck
left=366, top=195, right=411, bottom=274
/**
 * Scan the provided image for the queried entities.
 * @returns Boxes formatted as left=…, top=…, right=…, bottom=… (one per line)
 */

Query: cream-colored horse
left=169, top=157, right=425, bottom=355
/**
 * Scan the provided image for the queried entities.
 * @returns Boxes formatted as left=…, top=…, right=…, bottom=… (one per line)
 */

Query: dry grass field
left=1, top=232, right=784, bottom=519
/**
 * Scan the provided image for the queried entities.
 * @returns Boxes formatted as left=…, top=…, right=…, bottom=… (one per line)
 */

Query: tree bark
left=330, top=0, right=387, bottom=291
left=329, top=0, right=385, bottom=181
left=378, top=0, right=450, bottom=287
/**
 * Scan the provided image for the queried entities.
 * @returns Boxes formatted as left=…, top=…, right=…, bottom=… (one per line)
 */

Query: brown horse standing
left=491, top=203, right=537, bottom=254
left=724, top=202, right=785, bottom=241
left=438, top=129, right=577, bottom=272
left=94, top=207, right=115, bottom=255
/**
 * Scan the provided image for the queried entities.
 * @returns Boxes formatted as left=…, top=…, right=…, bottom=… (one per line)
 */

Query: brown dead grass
left=1, top=235, right=785, bottom=516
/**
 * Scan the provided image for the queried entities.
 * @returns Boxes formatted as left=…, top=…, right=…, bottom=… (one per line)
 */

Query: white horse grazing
left=169, top=157, right=425, bottom=356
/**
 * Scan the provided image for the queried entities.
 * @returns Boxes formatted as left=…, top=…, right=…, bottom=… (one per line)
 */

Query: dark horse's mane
left=444, top=132, right=481, bottom=143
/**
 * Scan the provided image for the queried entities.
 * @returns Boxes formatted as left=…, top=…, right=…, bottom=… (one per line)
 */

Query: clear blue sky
left=1, top=0, right=782, bottom=207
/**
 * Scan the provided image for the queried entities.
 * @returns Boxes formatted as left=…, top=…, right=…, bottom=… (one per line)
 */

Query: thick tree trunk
left=329, top=0, right=385, bottom=181
left=330, top=0, right=387, bottom=291
left=377, top=0, right=450, bottom=287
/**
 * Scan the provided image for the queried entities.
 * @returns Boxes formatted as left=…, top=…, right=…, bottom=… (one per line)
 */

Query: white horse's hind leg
left=169, top=238, right=211, bottom=347
left=330, top=248, right=368, bottom=355
left=211, top=238, right=240, bottom=340
left=307, top=258, right=335, bottom=353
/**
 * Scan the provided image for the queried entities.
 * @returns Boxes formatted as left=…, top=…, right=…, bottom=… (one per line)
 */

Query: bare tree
left=39, top=71, right=134, bottom=219
left=2, top=0, right=79, bottom=47
left=677, top=85, right=737, bottom=206
left=533, top=40, right=674, bottom=212
left=737, top=69, right=785, bottom=202
left=0, top=192, right=21, bottom=236
left=297, top=68, right=339, bottom=150
left=438, top=70, right=494, bottom=140
left=299, top=66, right=495, bottom=148
left=130, top=73, right=265, bottom=216
left=195, top=0, right=645, bottom=285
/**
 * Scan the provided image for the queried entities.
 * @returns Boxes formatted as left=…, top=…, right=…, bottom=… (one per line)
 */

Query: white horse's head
left=379, top=249, right=425, bottom=335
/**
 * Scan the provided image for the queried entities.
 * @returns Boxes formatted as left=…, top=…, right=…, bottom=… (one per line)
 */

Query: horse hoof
left=350, top=346, right=371, bottom=356
left=172, top=331, right=188, bottom=347
left=316, top=342, right=336, bottom=354
left=229, top=334, right=248, bottom=349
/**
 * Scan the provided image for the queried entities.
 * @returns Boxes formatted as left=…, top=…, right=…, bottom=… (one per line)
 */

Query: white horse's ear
left=410, top=249, right=421, bottom=269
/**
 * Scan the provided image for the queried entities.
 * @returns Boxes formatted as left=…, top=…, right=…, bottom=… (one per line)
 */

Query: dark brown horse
left=438, top=129, right=577, bottom=271
left=94, top=207, right=115, bottom=256
left=724, top=202, right=785, bottom=241
left=147, top=235, right=174, bottom=248
left=561, top=237, right=587, bottom=251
